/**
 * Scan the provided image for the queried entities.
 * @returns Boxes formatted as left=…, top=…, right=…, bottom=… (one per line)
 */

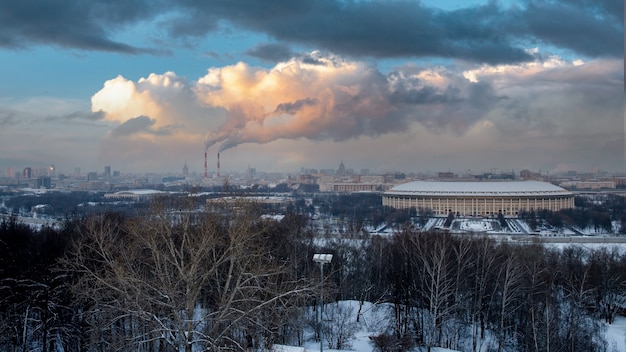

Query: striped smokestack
left=204, top=152, right=207, bottom=178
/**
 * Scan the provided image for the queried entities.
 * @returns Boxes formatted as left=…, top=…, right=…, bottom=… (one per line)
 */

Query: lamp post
left=313, top=253, right=333, bottom=352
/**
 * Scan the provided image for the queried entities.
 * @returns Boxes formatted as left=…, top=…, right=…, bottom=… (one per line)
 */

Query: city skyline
left=0, top=0, right=623, bottom=174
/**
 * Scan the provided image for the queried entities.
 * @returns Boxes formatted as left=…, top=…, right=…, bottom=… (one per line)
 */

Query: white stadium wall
left=382, top=180, right=574, bottom=217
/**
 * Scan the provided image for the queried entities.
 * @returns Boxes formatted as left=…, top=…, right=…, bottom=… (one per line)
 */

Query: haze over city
left=0, top=0, right=623, bottom=175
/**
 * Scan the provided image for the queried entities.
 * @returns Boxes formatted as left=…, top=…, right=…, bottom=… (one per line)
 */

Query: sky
left=0, top=0, right=623, bottom=176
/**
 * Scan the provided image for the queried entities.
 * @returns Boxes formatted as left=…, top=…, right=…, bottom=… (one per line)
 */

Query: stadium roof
left=385, top=180, right=572, bottom=197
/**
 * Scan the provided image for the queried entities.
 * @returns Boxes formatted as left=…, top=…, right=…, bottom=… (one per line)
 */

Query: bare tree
left=413, top=232, right=457, bottom=351
left=322, top=302, right=357, bottom=350
left=467, top=236, right=501, bottom=352
left=64, top=199, right=315, bottom=351
left=589, top=247, right=626, bottom=325
left=495, top=248, right=524, bottom=352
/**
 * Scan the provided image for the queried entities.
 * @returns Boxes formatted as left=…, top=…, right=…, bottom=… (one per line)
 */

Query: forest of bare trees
left=1, top=197, right=626, bottom=351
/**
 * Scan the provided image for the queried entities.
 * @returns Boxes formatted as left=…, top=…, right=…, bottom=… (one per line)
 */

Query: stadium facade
left=382, top=180, right=574, bottom=217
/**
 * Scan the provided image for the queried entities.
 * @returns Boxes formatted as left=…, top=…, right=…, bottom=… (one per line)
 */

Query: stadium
left=382, top=180, right=574, bottom=217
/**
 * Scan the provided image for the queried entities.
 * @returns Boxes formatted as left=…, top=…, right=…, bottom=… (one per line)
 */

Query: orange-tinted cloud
left=88, top=52, right=623, bottom=173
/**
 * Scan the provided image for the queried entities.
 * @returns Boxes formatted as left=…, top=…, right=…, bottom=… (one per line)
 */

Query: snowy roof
left=104, top=189, right=168, bottom=199
left=272, top=345, right=306, bottom=352
left=113, top=189, right=165, bottom=196
left=385, top=180, right=572, bottom=197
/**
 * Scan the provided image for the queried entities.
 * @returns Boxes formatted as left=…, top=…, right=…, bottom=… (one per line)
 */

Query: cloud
left=0, top=0, right=168, bottom=54
left=64, top=110, right=106, bottom=121
left=109, top=115, right=174, bottom=137
left=43, top=110, right=105, bottom=122
left=90, top=76, right=213, bottom=169
left=90, top=53, right=503, bottom=154
left=2, top=1, right=621, bottom=63
left=514, top=0, right=623, bottom=58
left=0, top=110, right=17, bottom=126
left=167, top=0, right=622, bottom=63
left=88, top=52, right=622, bottom=172
left=245, top=43, right=294, bottom=62
left=273, top=98, right=318, bottom=115
left=196, top=52, right=506, bottom=152
left=91, top=72, right=225, bottom=130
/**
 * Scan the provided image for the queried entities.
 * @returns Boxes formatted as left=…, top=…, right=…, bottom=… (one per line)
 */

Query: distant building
left=559, top=181, right=616, bottom=190
left=182, top=162, right=189, bottom=176
left=246, top=166, right=256, bottom=180
left=296, top=174, right=317, bottom=184
left=383, top=180, right=574, bottom=217
left=105, top=189, right=166, bottom=201
left=336, top=161, right=346, bottom=176
left=614, top=177, right=626, bottom=188
left=320, top=183, right=380, bottom=192
left=438, top=172, right=456, bottom=179
left=37, top=176, right=51, bottom=189
left=360, top=175, right=385, bottom=183
left=519, top=169, right=541, bottom=180
left=104, top=166, right=111, bottom=179
left=23, top=167, right=32, bottom=179
left=87, top=172, right=98, bottom=181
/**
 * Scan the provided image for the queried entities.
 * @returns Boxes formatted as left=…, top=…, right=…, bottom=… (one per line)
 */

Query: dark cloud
left=274, top=98, right=318, bottom=115
left=0, top=0, right=164, bottom=53
left=2, top=0, right=621, bottom=61
left=110, top=116, right=174, bottom=137
left=300, top=53, right=329, bottom=66
left=63, top=110, right=105, bottom=121
left=202, top=51, right=222, bottom=60
left=166, top=0, right=530, bottom=64
left=383, top=80, right=503, bottom=136
left=390, top=86, right=451, bottom=105
left=168, top=0, right=622, bottom=63
left=42, top=110, right=105, bottom=122
left=246, top=43, right=293, bottom=62
left=510, top=0, right=624, bottom=57
left=0, top=111, right=17, bottom=126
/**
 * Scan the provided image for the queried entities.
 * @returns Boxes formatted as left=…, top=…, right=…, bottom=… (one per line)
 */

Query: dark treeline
left=518, top=194, right=623, bottom=234
left=325, top=231, right=624, bottom=351
left=3, top=191, right=150, bottom=217
left=1, top=199, right=626, bottom=351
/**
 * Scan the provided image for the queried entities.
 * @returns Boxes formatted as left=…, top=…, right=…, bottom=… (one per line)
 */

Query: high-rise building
left=23, top=167, right=32, bottom=179
left=104, top=166, right=111, bottom=179
left=182, top=162, right=189, bottom=176
left=37, top=176, right=51, bottom=189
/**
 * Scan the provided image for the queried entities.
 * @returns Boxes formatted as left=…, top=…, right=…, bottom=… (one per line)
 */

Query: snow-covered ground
left=283, top=300, right=626, bottom=352
left=301, top=301, right=385, bottom=352
left=605, top=316, right=626, bottom=352
left=300, top=301, right=461, bottom=352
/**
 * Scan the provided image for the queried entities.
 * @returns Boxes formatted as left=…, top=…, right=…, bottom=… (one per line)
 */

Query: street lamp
left=313, top=253, right=333, bottom=352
